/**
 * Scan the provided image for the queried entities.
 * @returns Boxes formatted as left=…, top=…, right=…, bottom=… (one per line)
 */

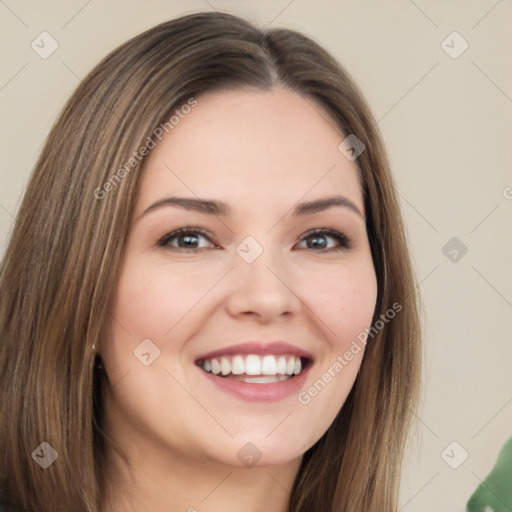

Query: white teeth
left=276, top=356, right=287, bottom=375
left=231, top=355, right=245, bottom=375
left=245, top=355, right=261, bottom=375
left=261, top=355, right=277, bottom=375
left=286, top=357, right=295, bottom=375
left=199, top=354, right=306, bottom=380
left=220, top=357, right=231, bottom=376
left=211, top=358, right=221, bottom=375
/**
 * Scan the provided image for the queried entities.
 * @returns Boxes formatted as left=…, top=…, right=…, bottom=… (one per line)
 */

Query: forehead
left=136, top=87, right=364, bottom=217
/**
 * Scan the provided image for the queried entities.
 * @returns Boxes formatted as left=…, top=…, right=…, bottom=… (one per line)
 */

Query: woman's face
left=101, top=86, right=377, bottom=469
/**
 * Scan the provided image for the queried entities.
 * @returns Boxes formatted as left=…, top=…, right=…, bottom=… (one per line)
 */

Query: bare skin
left=99, top=86, right=377, bottom=511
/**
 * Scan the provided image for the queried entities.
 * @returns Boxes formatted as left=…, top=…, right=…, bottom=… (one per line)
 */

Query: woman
left=0, top=11, right=422, bottom=512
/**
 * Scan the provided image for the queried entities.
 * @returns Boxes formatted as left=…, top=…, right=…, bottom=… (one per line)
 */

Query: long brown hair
left=0, top=11, right=421, bottom=511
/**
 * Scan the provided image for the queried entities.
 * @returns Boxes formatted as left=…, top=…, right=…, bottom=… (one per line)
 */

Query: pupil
left=180, top=235, right=198, bottom=248
left=309, top=236, right=326, bottom=249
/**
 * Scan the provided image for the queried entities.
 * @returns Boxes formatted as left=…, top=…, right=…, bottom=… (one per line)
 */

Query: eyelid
left=296, top=228, right=353, bottom=251
left=157, top=226, right=219, bottom=248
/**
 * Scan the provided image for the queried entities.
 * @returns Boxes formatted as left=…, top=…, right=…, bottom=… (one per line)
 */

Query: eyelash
left=157, top=227, right=353, bottom=252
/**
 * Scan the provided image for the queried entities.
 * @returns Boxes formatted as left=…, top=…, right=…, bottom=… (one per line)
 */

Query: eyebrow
left=139, top=194, right=363, bottom=220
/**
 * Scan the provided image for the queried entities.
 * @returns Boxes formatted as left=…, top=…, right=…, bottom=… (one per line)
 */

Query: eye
left=157, top=227, right=353, bottom=252
left=296, top=228, right=353, bottom=252
left=157, top=227, right=218, bottom=250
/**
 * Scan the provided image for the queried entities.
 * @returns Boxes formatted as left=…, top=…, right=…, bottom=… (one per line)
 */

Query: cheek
left=305, top=261, right=378, bottom=348
left=292, top=263, right=377, bottom=446
left=110, top=261, right=213, bottom=341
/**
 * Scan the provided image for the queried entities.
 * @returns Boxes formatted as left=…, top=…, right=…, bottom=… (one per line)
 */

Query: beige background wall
left=1, top=1, right=511, bottom=510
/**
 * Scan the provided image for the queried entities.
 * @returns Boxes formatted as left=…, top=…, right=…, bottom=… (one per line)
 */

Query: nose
left=225, top=243, right=301, bottom=324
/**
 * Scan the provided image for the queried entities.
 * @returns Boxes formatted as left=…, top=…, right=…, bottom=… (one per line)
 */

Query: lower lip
left=199, top=366, right=311, bottom=402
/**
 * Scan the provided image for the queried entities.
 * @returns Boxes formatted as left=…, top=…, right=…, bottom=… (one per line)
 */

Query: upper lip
left=195, top=341, right=313, bottom=362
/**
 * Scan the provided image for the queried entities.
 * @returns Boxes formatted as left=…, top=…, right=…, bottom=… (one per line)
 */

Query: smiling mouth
left=196, top=354, right=309, bottom=383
